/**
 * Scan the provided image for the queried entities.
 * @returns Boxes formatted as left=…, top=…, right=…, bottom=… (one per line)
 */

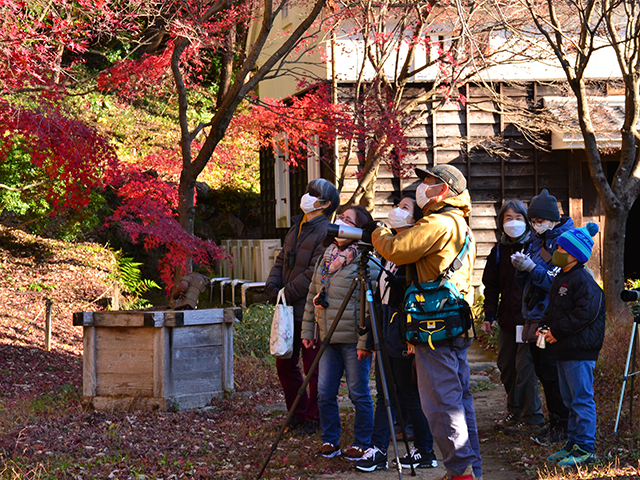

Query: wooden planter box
left=73, top=308, right=242, bottom=411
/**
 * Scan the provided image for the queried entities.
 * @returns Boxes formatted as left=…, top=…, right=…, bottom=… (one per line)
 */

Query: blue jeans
left=557, top=360, right=597, bottom=453
left=318, top=343, right=374, bottom=448
left=415, top=337, right=482, bottom=478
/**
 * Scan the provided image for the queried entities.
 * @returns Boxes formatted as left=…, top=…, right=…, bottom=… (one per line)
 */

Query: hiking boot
left=394, top=447, right=437, bottom=469
left=295, top=421, right=320, bottom=437
left=556, top=444, right=597, bottom=467
left=431, top=465, right=474, bottom=480
left=279, top=416, right=303, bottom=433
left=494, top=412, right=517, bottom=431
left=355, top=446, right=388, bottom=472
left=343, top=445, right=365, bottom=461
left=504, top=420, right=544, bottom=435
left=547, top=442, right=574, bottom=462
left=319, top=442, right=341, bottom=458
left=532, top=426, right=566, bottom=446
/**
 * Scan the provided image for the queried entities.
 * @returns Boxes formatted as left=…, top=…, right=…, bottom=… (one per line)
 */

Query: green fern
left=112, top=251, right=160, bottom=309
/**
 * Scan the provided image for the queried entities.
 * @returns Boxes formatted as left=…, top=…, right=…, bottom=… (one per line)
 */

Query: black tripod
left=614, top=314, right=640, bottom=434
left=257, top=244, right=416, bottom=479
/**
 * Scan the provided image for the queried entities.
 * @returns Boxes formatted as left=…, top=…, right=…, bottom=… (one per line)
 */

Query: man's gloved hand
left=360, top=220, right=384, bottom=244
left=362, top=220, right=385, bottom=233
left=511, top=251, right=536, bottom=272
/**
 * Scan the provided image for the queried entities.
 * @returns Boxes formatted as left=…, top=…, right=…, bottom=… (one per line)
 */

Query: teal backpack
left=403, top=230, right=474, bottom=349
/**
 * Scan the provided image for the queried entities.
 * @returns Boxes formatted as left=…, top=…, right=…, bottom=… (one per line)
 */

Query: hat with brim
left=415, top=165, right=466, bottom=196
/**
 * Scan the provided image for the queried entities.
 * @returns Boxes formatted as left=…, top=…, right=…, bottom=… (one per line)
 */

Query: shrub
left=234, top=303, right=274, bottom=360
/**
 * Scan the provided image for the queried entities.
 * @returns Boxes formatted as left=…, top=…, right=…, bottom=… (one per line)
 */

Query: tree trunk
left=177, top=170, right=197, bottom=235
left=602, top=208, right=633, bottom=322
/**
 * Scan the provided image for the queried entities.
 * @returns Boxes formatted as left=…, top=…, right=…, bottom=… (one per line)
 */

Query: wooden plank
left=224, top=307, right=242, bottom=324
left=144, top=312, right=164, bottom=327
left=471, top=203, right=499, bottom=217
left=171, top=346, right=222, bottom=393
left=153, top=328, right=165, bottom=399
left=470, top=216, right=498, bottom=230
left=73, top=311, right=93, bottom=326
left=172, top=325, right=223, bottom=348
left=468, top=124, right=501, bottom=136
left=477, top=243, right=496, bottom=256
left=94, top=327, right=154, bottom=393
left=95, top=373, right=154, bottom=396
left=83, top=326, right=96, bottom=397
left=467, top=110, right=498, bottom=124
left=222, top=319, right=234, bottom=391
left=88, top=396, right=167, bottom=411
left=92, top=311, right=148, bottom=328
left=163, top=309, right=225, bottom=327
left=471, top=229, right=503, bottom=243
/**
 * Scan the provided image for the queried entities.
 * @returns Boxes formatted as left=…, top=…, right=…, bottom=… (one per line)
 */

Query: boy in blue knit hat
left=537, top=222, right=605, bottom=467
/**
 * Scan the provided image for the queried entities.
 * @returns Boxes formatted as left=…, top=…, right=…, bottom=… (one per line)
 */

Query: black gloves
left=362, top=220, right=385, bottom=233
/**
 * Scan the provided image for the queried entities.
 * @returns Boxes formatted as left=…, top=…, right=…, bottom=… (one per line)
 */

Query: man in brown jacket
left=370, top=165, right=482, bottom=480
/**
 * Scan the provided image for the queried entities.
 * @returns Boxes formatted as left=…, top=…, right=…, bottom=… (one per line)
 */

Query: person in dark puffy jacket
left=511, top=189, right=572, bottom=443
left=482, top=201, right=544, bottom=433
left=538, top=222, right=605, bottom=468
left=265, top=178, right=340, bottom=437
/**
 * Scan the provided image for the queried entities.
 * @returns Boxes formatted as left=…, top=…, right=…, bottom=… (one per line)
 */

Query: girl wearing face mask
left=354, top=195, right=439, bottom=472
left=301, top=206, right=380, bottom=461
left=265, top=179, right=340, bottom=437
left=510, top=189, right=575, bottom=445
left=482, top=201, right=545, bottom=437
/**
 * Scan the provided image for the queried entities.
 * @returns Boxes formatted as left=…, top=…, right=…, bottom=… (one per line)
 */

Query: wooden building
left=260, top=80, right=617, bottom=291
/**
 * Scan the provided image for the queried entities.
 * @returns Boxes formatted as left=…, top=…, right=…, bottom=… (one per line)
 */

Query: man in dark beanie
left=538, top=222, right=605, bottom=467
left=509, top=189, right=573, bottom=446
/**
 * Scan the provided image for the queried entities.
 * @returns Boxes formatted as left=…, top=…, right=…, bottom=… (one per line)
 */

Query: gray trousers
left=497, top=329, right=544, bottom=425
left=415, top=337, right=482, bottom=478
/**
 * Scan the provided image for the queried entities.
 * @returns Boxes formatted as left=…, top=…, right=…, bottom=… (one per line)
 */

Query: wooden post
left=44, top=299, right=53, bottom=351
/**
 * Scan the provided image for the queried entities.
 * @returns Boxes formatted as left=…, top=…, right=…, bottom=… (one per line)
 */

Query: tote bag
left=269, top=288, right=294, bottom=358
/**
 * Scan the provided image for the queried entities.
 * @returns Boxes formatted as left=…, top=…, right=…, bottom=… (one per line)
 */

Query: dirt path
left=258, top=343, right=535, bottom=479
left=310, top=385, right=533, bottom=480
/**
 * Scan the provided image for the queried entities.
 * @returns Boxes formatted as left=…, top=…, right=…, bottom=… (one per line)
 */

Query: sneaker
left=343, top=445, right=365, bottom=461
left=355, top=446, right=388, bottom=472
left=395, top=447, right=437, bottom=469
left=547, top=443, right=574, bottom=462
left=504, top=420, right=544, bottom=435
left=295, top=421, right=320, bottom=437
left=431, top=465, right=474, bottom=480
left=494, top=412, right=517, bottom=431
left=556, top=444, right=597, bottom=467
left=532, top=426, right=566, bottom=446
left=319, top=442, right=341, bottom=458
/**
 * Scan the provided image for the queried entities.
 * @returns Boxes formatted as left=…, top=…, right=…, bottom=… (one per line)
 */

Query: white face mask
left=532, top=221, right=553, bottom=235
left=387, top=207, right=414, bottom=229
left=415, top=182, right=443, bottom=209
left=503, top=219, right=526, bottom=239
left=334, top=219, right=348, bottom=227
left=300, top=193, right=321, bottom=214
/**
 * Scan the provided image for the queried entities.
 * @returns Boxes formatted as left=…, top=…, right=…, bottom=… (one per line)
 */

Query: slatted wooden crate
left=73, top=308, right=242, bottom=411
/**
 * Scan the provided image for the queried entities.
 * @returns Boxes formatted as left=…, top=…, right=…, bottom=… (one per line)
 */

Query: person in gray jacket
left=265, top=179, right=340, bottom=437
left=302, top=206, right=380, bottom=461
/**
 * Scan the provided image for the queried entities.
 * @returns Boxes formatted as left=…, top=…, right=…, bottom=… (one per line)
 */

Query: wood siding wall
left=259, top=81, right=607, bottom=288
left=335, top=82, right=574, bottom=289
